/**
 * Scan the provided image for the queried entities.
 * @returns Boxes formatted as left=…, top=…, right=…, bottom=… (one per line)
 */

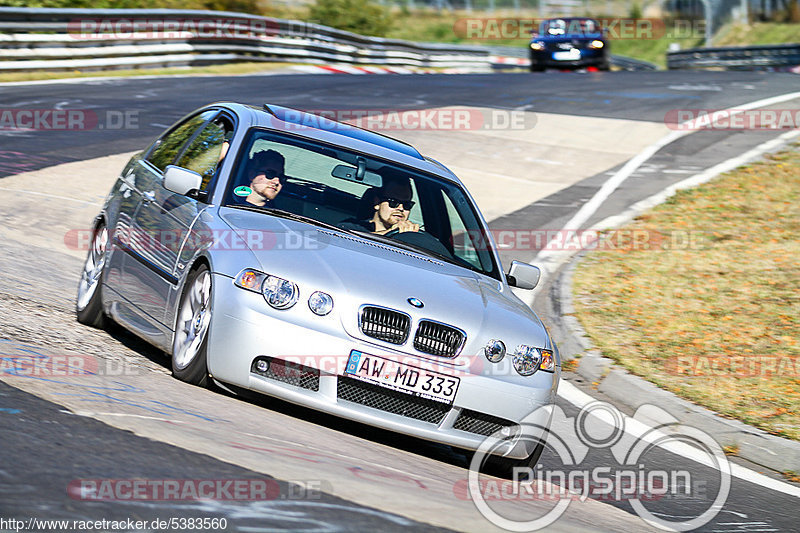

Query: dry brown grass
left=572, top=145, right=800, bottom=440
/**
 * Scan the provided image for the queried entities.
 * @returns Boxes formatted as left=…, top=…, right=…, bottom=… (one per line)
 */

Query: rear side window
left=146, top=111, right=216, bottom=172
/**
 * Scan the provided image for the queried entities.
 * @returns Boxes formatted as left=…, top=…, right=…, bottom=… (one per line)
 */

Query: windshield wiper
left=227, top=204, right=355, bottom=234
left=351, top=230, right=472, bottom=268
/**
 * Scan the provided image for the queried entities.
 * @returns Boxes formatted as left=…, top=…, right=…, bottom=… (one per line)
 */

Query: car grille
left=251, top=357, right=319, bottom=391
left=359, top=306, right=410, bottom=345
left=337, top=376, right=449, bottom=425
left=413, top=320, right=465, bottom=357
left=454, top=409, right=518, bottom=437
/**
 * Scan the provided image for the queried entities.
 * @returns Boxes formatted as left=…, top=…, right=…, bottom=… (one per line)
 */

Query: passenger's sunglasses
left=382, top=197, right=415, bottom=210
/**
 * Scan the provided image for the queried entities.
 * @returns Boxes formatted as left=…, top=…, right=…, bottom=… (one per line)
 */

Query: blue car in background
left=529, top=17, right=610, bottom=72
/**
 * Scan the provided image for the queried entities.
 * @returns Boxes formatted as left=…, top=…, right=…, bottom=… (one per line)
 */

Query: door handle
left=142, top=191, right=156, bottom=203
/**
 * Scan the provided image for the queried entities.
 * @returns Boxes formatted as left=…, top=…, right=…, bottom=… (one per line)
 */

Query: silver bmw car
left=76, top=102, right=560, bottom=472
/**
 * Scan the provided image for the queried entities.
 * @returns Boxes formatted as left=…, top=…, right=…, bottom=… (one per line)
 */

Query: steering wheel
left=383, top=225, right=425, bottom=239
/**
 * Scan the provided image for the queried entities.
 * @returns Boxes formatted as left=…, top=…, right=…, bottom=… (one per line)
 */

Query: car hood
left=219, top=209, right=549, bottom=355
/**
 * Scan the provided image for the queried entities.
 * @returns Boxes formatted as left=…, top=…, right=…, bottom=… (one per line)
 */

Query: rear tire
left=171, top=265, right=212, bottom=387
left=76, top=224, right=108, bottom=328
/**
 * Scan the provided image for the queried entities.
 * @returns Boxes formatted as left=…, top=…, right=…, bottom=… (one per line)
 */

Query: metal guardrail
left=0, top=7, right=490, bottom=72
left=667, top=42, right=800, bottom=70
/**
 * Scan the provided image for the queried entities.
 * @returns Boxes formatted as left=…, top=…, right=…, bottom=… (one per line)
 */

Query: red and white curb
left=290, top=64, right=489, bottom=75
left=489, top=55, right=530, bottom=66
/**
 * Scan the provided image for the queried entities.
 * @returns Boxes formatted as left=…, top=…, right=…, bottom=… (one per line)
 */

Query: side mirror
left=506, top=261, right=541, bottom=290
left=164, top=165, right=203, bottom=196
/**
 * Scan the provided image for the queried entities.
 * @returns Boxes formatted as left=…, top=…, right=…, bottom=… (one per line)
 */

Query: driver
left=340, top=171, right=420, bottom=235
left=369, top=177, right=419, bottom=235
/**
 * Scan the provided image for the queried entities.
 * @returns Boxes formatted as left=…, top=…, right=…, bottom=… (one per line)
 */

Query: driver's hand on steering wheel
left=390, top=220, right=420, bottom=233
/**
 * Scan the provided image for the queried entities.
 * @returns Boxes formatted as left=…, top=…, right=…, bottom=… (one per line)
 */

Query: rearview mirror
left=507, top=261, right=541, bottom=290
left=331, top=164, right=382, bottom=187
left=164, top=165, right=203, bottom=196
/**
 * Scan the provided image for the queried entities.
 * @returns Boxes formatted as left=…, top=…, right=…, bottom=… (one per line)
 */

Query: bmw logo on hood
left=407, top=297, right=424, bottom=309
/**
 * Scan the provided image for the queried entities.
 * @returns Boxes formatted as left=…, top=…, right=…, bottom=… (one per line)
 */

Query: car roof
left=211, top=102, right=463, bottom=186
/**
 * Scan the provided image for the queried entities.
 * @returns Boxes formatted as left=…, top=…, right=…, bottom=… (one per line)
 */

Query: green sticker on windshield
left=234, top=186, right=252, bottom=197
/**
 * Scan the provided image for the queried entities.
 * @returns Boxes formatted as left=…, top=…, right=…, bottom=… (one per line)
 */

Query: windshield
left=223, top=128, right=500, bottom=280
left=544, top=18, right=600, bottom=35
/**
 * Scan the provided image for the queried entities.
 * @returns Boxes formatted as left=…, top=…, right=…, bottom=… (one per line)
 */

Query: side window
left=146, top=111, right=216, bottom=172
left=177, top=115, right=234, bottom=190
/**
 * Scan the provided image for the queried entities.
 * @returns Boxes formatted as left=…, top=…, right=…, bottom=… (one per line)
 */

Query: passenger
left=244, top=149, right=285, bottom=207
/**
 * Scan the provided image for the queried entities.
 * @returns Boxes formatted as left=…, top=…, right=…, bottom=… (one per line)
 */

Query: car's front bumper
left=206, top=273, right=559, bottom=459
left=530, top=49, right=608, bottom=69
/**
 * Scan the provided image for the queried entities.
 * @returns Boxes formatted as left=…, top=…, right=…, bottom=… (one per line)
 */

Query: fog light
left=484, top=339, right=506, bottom=363
left=252, top=357, right=270, bottom=374
left=308, top=291, right=333, bottom=316
left=512, top=345, right=542, bottom=376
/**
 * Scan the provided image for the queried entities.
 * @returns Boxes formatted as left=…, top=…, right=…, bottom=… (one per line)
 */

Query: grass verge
left=571, top=144, right=800, bottom=440
left=0, top=61, right=297, bottom=84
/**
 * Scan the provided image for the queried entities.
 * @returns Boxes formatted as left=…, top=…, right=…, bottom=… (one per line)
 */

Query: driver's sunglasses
left=252, top=167, right=284, bottom=182
left=383, top=197, right=415, bottom=210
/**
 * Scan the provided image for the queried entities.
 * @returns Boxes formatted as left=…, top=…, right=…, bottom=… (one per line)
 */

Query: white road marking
left=558, top=381, right=800, bottom=498
left=535, top=90, right=800, bottom=501
left=534, top=90, right=800, bottom=275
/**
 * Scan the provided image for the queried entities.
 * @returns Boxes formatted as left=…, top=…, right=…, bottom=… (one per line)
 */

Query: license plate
left=344, top=350, right=460, bottom=404
left=553, top=49, right=581, bottom=60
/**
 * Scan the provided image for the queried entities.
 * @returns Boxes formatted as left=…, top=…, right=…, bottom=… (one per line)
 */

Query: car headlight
left=483, top=339, right=506, bottom=363
left=589, top=39, right=604, bottom=49
left=511, top=345, right=555, bottom=375
left=530, top=41, right=545, bottom=51
left=308, top=291, right=333, bottom=316
left=263, top=275, right=299, bottom=310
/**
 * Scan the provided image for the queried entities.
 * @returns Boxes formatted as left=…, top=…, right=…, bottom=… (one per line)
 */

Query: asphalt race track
left=1, top=69, right=799, bottom=532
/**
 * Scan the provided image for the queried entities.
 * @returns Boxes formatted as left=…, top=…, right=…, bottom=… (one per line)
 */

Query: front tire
left=76, top=224, right=108, bottom=328
left=172, top=265, right=212, bottom=386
